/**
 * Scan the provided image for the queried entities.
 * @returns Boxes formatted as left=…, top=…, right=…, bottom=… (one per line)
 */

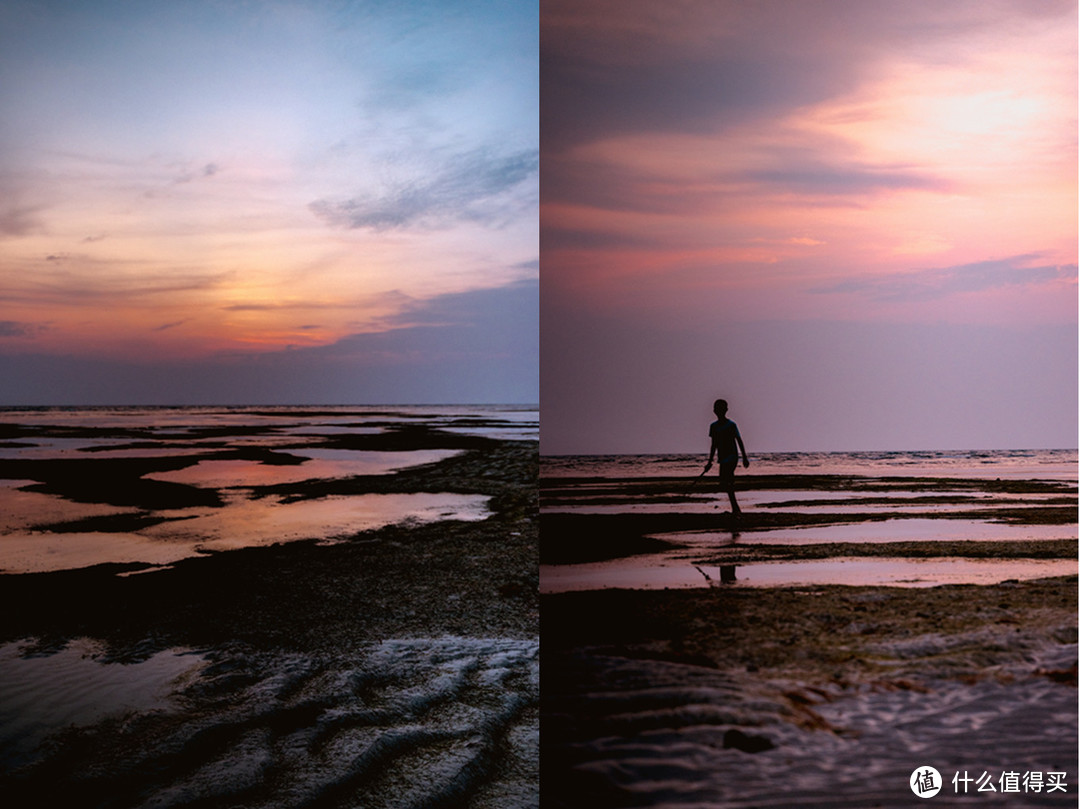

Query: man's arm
left=736, top=428, right=749, bottom=467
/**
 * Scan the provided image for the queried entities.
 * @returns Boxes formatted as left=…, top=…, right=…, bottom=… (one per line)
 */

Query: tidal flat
left=541, top=465, right=1078, bottom=807
left=0, top=406, right=538, bottom=808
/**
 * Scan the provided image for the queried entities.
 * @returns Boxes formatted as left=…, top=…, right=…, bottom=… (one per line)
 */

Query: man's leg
left=719, top=460, right=740, bottom=515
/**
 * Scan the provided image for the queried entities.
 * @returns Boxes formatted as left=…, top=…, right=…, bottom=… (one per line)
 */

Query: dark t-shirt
left=709, top=418, right=740, bottom=463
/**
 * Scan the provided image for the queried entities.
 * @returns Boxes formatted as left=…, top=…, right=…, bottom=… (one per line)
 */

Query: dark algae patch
left=697, top=539, right=1078, bottom=564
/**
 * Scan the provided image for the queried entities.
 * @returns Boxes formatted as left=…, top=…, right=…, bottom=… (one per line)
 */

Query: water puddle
left=651, top=518, right=1076, bottom=546
left=281, top=425, right=384, bottom=435
left=0, top=407, right=528, bottom=577
left=0, top=482, right=135, bottom=533
left=540, top=557, right=1078, bottom=593
left=442, top=426, right=540, bottom=441
left=142, top=492, right=490, bottom=549
left=544, top=489, right=1059, bottom=516
left=143, top=449, right=460, bottom=488
left=0, top=493, right=490, bottom=574
left=0, top=639, right=206, bottom=769
left=0, top=637, right=539, bottom=803
left=0, top=438, right=138, bottom=459
left=0, top=530, right=200, bottom=574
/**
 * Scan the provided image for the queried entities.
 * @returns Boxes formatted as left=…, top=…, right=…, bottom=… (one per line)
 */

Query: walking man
left=704, top=399, right=749, bottom=516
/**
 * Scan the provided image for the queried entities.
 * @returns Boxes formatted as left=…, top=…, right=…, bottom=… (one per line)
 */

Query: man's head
left=713, top=399, right=728, bottom=417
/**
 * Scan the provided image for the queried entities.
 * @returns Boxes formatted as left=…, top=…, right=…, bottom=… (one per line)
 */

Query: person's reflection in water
left=694, top=564, right=739, bottom=586
left=704, top=398, right=749, bottom=518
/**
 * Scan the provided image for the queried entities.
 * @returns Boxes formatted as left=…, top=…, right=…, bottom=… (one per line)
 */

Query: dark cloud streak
left=0, top=203, right=47, bottom=237
left=1, top=263, right=232, bottom=306
left=811, top=256, right=1078, bottom=301
left=310, top=147, right=538, bottom=231
left=744, top=163, right=949, bottom=196
left=0, top=320, right=44, bottom=338
left=0, top=280, right=537, bottom=405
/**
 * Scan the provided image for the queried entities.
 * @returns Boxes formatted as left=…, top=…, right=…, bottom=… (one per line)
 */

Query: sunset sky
left=541, top=0, right=1077, bottom=453
left=0, top=0, right=538, bottom=405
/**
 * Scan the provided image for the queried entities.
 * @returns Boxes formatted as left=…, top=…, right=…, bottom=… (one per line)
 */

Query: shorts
left=717, top=457, right=737, bottom=489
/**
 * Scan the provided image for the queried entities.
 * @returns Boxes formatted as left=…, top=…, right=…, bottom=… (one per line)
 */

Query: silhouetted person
left=704, top=399, right=749, bottom=516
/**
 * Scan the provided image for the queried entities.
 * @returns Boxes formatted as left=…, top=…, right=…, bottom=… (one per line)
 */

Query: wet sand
left=0, top=413, right=538, bottom=807
left=541, top=471, right=1078, bottom=807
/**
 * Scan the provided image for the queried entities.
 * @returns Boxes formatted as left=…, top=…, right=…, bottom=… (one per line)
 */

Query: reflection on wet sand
left=541, top=469, right=1077, bottom=588
left=0, top=409, right=526, bottom=574
left=0, top=492, right=490, bottom=575
left=0, top=639, right=206, bottom=770
left=143, top=449, right=461, bottom=488
left=542, top=556, right=1078, bottom=593
left=146, top=491, right=490, bottom=548
left=0, top=482, right=134, bottom=533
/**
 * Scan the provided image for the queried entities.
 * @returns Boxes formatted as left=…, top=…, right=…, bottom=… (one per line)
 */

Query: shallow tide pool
left=0, top=492, right=491, bottom=574
left=0, top=639, right=206, bottom=769
left=540, top=557, right=1078, bottom=593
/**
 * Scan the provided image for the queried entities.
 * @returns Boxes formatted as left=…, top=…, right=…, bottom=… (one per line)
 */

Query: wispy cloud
left=300, top=279, right=539, bottom=379
left=742, top=161, right=948, bottom=197
left=0, top=203, right=47, bottom=237
left=220, top=290, right=415, bottom=315
left=810, top=255, right=1078, bottom=301
left=310, top=147, right=538, bottom=231
left=0, top=320, right=45, bottom=338
left=0, top=260, right=232, bottom=306
left=153, top=320, right=187, bottom=332
left=172, top=162, right=221, bottom=185
left=0, top=0, right=538, bottom=401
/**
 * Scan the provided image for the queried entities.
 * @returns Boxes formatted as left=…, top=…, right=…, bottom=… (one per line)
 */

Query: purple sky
left=541, top=0, right=1077, bottom=453
left=0, top=0, right=537, bottom=405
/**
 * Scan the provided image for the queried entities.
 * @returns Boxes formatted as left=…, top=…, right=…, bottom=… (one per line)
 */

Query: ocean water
left=542, top=448, right=1078, bottom=481
left=0, top=403, right=539, bottom=445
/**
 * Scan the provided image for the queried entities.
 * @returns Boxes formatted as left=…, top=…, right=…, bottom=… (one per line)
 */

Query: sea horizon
left=0, top=402, right=539, bottom=411
left=541, top=447, right=1078, bottom=482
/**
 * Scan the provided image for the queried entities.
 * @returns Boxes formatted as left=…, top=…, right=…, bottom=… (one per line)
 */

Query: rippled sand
left=545, top=644, right=1074, bottom=808
left=3, top=638, right=538, bottom=808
